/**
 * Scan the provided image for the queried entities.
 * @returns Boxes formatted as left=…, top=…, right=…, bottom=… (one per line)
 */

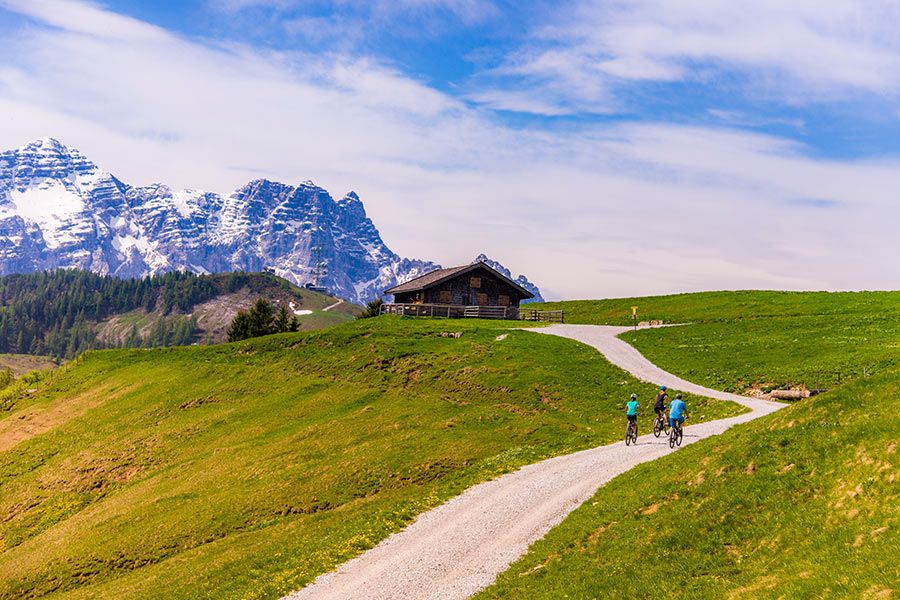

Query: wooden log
left=769, top=389, right=811, bottom=400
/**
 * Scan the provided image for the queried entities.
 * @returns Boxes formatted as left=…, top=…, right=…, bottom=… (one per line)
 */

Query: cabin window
left=470, top=277, right=481, bottom=289
left=476, top=293, right=488, bottom=306
left=498, top=295, right=510, bottom=306
left=439, top=290, right=452, bottom=303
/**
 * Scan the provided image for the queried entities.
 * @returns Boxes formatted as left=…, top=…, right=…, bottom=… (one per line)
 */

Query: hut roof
left=385, top=261, right=535, bottom=298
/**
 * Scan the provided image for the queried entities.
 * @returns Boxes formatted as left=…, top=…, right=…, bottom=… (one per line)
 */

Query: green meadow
left=3, top=290, right=897, bottom=599
left=0, top=317, right=740, bottom=599
left=479, top=291, right=900, bottom=599
left=536, top=290, right=900, bottom=392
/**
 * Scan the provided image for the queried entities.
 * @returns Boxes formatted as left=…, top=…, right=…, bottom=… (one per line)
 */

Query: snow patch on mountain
left=9, top=183, right=85, bottom=249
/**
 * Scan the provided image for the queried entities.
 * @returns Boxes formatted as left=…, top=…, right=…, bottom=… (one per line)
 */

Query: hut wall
left=393, top=291, right=423, bottom=304
left=422, top=268, right=527, bottom=307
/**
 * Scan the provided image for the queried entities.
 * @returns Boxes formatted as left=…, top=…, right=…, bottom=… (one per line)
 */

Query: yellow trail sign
left=631, top=306, right=638, bottom=316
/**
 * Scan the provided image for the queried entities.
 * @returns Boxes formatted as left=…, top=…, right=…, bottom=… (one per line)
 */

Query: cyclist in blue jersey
left=626, top=393, right=642, bottom=435
left=669, top=393, right=687, bottom=431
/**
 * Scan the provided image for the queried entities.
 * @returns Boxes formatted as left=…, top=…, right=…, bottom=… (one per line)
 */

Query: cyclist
left=669, top=393, right=687, bottom=433
left=654, top=385, right=669, bottom=420
left=626, top=393, right=642, bottom=436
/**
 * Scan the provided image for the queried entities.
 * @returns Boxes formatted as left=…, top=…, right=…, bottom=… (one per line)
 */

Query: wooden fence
left=518, top=309, right=565, bottom=323
left=380, top=303, right=564, bottom=322
left=380, top=303, right=519, bottom=320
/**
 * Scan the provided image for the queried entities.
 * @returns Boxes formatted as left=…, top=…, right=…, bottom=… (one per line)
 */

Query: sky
left=0, top=0, right=898, bottom=300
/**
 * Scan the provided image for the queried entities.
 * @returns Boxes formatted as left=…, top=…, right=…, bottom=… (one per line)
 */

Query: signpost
left=631, top=306, right=638, bottom=332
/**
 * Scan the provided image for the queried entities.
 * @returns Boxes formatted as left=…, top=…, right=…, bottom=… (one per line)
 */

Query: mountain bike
left=625, top=419, right=638, bottom=446
left=668, top=419, right=683, bottom=448
left=653, top=411, right=669, bottom=437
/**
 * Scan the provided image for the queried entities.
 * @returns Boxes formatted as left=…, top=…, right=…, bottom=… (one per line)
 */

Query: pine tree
left=247, top=299, right=275, bottom=337
left=227, top=311, right=252, bottom=342
left=273, top=304, right=291, bottom=333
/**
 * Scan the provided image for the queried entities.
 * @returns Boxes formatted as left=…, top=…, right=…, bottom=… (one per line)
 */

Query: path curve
left=284, top=325, right=785, bottom=600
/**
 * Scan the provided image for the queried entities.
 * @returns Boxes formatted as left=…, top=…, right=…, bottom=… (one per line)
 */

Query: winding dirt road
left=284, top=325, right=785, bottom=600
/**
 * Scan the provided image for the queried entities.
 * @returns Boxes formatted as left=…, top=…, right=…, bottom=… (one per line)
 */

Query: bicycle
left=653, top=411, right=669, bottom=437
left=668, top=419, right=683, bottom=448
left=625, top=419, right=638, bottom=446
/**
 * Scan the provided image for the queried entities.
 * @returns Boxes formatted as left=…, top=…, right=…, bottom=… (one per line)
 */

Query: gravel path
left=284, top=324, right=785, bottom=600
left=322, top=299, right=345, bottom=312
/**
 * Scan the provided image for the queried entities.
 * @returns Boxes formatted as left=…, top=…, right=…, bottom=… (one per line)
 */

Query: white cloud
left=474, top=0, right=900, bottom=114
left=0, top=0, right=898, bottom=299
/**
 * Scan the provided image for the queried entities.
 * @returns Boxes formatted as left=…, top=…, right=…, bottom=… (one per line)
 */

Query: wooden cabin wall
left=422, top=268, right=526, bottom=307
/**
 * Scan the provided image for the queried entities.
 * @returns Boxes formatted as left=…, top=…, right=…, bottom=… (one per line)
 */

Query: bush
left=357, top=298, right=384, bottom=319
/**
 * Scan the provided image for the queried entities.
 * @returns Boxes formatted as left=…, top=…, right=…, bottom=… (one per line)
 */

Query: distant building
left=383, top=261, right=534, bottom=319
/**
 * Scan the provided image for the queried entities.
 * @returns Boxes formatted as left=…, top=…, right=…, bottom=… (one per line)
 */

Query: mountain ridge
left=0, top=137, right=543, bottom=303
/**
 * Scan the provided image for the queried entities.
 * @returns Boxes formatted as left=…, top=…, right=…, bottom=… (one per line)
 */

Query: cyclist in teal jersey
left=626, top=393, right=642, bottom=435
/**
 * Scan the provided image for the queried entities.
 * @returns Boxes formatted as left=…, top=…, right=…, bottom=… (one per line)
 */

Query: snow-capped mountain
left=0, top=138, right=542, bottom=304
left=471, top=253, right=544, bottom=303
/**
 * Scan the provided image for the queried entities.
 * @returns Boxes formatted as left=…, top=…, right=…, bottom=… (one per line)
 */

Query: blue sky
left=65, top=0, right=900, bottom=158
left=1, top=0, right=899, bottom=298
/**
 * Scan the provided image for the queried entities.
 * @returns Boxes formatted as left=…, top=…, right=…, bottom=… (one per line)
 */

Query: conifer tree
left=273, top=304, right=291, bottom=333
left=248, top=299, right=275, bottom=337
left=227, top=311, right=252, bottom=342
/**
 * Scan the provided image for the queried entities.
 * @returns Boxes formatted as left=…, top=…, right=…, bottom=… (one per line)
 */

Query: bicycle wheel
left=668, top=429, right=675, bottom=448
left=625, top=424, right=632, bottom=446
left=663, top=419, right=670, bottom=435
left=676, top=426, right=683, bottom=447
left=653, top=418, right=661, bottom=437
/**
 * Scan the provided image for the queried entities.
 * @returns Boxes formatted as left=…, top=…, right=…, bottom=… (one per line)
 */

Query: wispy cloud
left=0, top=0, right=897, bottom=298
left=472, top=0, right=900, bottom=115
left=785, top=198, right=842, bottom=209
left=215, top=0, right=500, bottom=40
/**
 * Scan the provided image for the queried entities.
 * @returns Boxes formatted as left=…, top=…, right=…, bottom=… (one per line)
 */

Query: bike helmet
left=630, top=393, right=637, bottom=400
left=675, top=393, right=682, bottom=399
left=660, top=385, right=667, bottom=391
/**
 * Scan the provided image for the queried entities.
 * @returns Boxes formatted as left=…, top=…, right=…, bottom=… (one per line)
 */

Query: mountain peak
left=20, top=137, right=74, bottom=154
left=338, top=191, right=362, bottom=206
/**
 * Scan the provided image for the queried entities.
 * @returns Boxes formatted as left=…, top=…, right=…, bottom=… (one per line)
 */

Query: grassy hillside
left=536, top=291, right=900, bottom=393
left=0, top=317, right=742, bottom=599
left=0, top=269, right=358, bottom=358
left=479, top=292, right=900, bottom=599
left=478, top=370, right=899, bottom=599
left=98, top=277, right=357, bottom=347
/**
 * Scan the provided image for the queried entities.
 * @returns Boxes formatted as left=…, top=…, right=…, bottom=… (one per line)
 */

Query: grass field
left=478, top=292, right=900, bottom=599
left=478, top=370, right=899, bottom=599
left=534, top=290, right=900, bottom=327
left=0, top=316, right=742, bottom=599
left=535, top=291, right=900, bottom=393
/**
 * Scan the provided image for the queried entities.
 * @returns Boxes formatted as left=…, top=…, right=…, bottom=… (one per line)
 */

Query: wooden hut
left=382, top=261, right=535, bottom=319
